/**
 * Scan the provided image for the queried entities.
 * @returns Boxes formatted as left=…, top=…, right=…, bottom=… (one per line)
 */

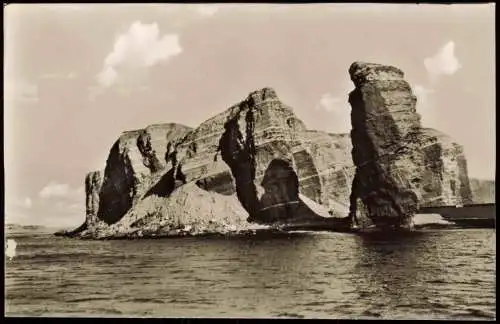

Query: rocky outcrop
left=81, top=183, right=257, bottom=239
left=419, top=128, right=473, bottom=207
left=469, top=178, right=495, bottom=204
left=97, top=123, right=192, bottom=225
left=66, top=88, right=357, bottom=239
left=193, top=88, right=351, bottom=226
left=54, top=171, right=104, bottom=237
left=59, top=62, right=478, bottom=239
left=85, top=171, right=102, bottom=224
left=300, top=132, right=354, bottom=216
left=348, top=62, right=424, bottom=229
left=346, top=62, right=477, bottom=227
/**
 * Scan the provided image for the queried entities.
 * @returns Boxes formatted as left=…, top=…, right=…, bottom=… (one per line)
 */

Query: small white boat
left=5, top=239, right=17, bottom=261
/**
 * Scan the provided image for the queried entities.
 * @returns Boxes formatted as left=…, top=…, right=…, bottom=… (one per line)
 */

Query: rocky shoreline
left=54, top=222, right=356, bottom=241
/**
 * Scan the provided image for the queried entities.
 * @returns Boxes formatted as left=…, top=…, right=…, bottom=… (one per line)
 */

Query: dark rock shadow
left=195, top=171, right=236, bottom=195
left=257, top=158, right=353, bottom=230
left=217, top=107, right=260, bottom=218
left=348, top=86, right=419, bottom=229
left=137, top=130, right=163, bottom=173
left=144, top=168, right=176, bottom=198
left=97, top=141, right=137, bottom=225
left=216, top=101, right=353, bottom=230
left=257, top=158, right=300, bottom=223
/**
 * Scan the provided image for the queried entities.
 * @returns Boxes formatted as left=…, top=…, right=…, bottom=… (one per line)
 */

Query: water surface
left=5, top=227, right=496, bottom=319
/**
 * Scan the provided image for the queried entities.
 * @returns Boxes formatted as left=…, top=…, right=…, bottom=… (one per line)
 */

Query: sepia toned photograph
left=4, top=2, right=495, bottom=320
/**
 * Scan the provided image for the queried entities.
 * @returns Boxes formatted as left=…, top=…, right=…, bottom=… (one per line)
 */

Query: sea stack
left=85, top=171, right=103, bottom=225
left=348, top=61, right=424, bottom=229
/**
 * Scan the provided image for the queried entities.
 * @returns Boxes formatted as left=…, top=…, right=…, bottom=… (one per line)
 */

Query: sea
left=4, top=216, right=496, bottom=320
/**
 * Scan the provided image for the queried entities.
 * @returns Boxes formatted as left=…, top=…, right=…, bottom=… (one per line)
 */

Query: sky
left=4, top=3, right=495, bottom=227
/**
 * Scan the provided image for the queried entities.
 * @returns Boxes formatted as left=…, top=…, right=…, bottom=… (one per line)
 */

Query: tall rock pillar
left=348, top=62, right=424, bottom=229
left=85, top=171, right=103, bottom=225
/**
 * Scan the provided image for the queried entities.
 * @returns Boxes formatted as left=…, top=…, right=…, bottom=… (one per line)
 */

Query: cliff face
left=419, top=128, right=473, bottom=207
left=96, top=123, right=192, bottom=225
left=300, top=132, right=354, bottom=215
left=85, top=171, right=102, bottom=225
left=212, top=88, right=349, bottom=224
left=63, top=63, right=476, bottom=239
left=72, top=88, right=356, bottom=239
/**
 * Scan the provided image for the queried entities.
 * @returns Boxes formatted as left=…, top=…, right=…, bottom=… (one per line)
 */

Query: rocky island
left=57, top=62, right=476, bottom=239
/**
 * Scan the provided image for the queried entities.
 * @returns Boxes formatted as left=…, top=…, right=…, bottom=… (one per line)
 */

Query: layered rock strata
left=347, top=62, right=424, bottom=229
left=64, top=88, right=357, bottom=239
left=97, top=123, right=193, bottom=225
left=85, top=171, right=102, bottom=225
left=346, top=62, right=476, bottom=227
left=418, top=128, right=473, bottom=207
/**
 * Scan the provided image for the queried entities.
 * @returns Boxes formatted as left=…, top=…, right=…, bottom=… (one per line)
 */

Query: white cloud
left=6, top=186, right=84, bottom=228
left=24, top=197, right=32, bottom=208
left=39, top=182, right=70, bottom=199
left=39, top=182, right=84, bottom=200
left=6, top=196, right=33, bottom=210
left=315, top=78, right=355, bottom=133
left=195, top=5, right=220, bottom=17
left=418, top=41, right=460, bottom=127
left=42, top=198, right=85, bottom=228
left=424, top=41, right=462, bottom=81
left=316, top=93, right=352, bottom=134
left=317, top=93, right=343, bottom=113
left=97, top=21, right=182, bottom=87
left=97, top=66, right=119, bottom=88
left=34, top=183, right=85, bottom=227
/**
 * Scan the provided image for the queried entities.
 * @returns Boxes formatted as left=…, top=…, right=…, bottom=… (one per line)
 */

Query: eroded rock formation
left=65, top=88, right=357, bottom=239
left=97, top=124, right=192, bottom=225
left=85, top=171, right=102, bottom=225
left=348, top=62, right=424, bottom=229
left=346, top=62, right=476, bottom=227
left=59, top=62, right=477, bottom=239
left=419, top=128, right=473, bottom=207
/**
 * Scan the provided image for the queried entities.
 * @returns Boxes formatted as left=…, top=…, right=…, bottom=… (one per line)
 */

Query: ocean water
left=4, top=225, right=496, bottom=319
